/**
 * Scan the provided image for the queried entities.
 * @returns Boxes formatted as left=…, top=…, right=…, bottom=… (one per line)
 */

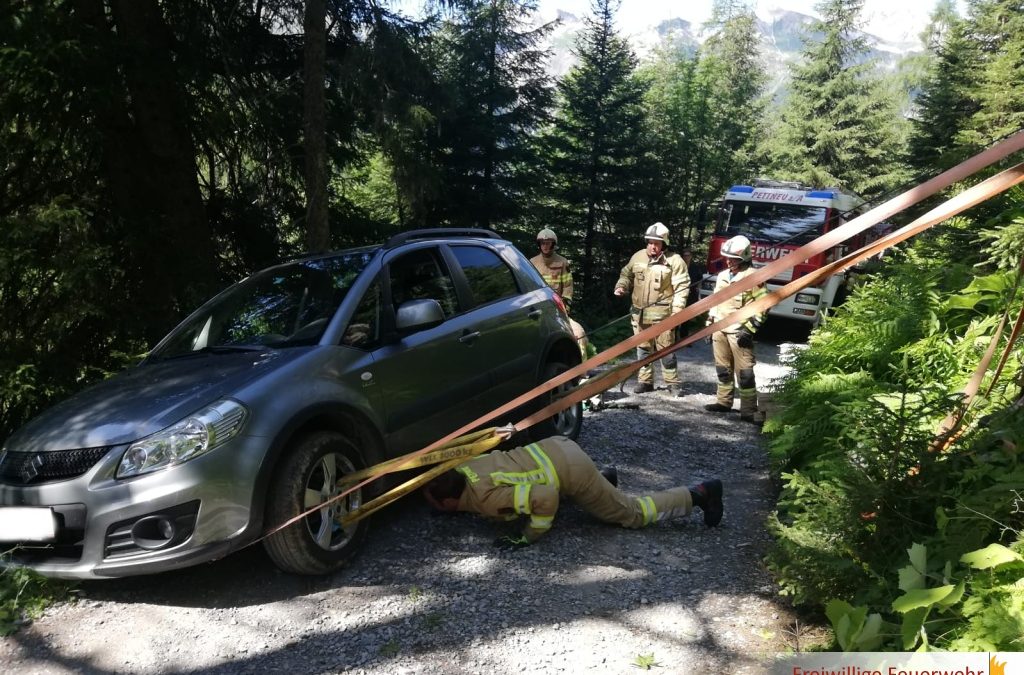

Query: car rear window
left=451, top=245, right=519, bottom=307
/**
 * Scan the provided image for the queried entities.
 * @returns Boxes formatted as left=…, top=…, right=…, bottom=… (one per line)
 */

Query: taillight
left=552, top=292, right=567, bottom=316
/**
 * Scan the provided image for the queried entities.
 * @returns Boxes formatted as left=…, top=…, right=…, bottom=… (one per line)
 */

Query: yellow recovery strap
left=264, top=132, right=1024, bottom=537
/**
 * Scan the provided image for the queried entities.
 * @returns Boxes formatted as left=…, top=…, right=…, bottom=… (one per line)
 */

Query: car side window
left=388, top=248, right=458, bottom=318
left=342, top=280, right=381, bottom=349
left=450, top=245, right=519, bottom=308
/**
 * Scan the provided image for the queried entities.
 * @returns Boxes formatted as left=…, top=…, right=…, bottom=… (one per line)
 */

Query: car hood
left=4, top=348, right=313, bottom=453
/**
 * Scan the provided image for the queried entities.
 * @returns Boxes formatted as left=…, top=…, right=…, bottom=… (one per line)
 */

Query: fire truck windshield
left=716, top=201, right=828, bottom=246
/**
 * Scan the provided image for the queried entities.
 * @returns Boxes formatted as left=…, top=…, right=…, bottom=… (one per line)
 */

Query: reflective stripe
left=636, top=496, right=658, bottom=526
left=456, top=466, right=479, bottom=483
left=529, top=515, right=554, bottom=531
left=490, top=468, right=547, bottom=485
left=514, top=484, right=532, bottom=515
left=636, top=497, right=651, bottom=525
left=525, top=444, right=560, bottom=491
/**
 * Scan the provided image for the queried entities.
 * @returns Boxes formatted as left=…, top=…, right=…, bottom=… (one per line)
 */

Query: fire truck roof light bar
left=807, top=190, right=837, bottom=199
left=728, top=185, right=754, bottom=193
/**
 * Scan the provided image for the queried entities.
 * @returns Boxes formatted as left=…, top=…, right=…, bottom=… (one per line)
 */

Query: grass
left=0, top=552, right=72, bottom=635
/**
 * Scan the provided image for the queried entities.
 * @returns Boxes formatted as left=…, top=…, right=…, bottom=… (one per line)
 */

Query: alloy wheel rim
left=303, top=452, right=362, bottom=551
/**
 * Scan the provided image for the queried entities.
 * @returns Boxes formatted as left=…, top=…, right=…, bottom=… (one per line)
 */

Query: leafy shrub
left=764, top=224, right=1024, bottom=648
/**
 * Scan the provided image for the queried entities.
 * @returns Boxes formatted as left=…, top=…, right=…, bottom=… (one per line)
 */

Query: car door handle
left=459, top=330, right=481, bottom=344
left=527, top=308, right=542, bottom=320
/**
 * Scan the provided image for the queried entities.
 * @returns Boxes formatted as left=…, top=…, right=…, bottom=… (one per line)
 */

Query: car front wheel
left=529, top=360, right=583, bottom=441
left=263, top=431, right=369, bottom=575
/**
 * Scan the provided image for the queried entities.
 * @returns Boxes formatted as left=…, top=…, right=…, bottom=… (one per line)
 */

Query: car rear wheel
left=529, top=360, right=583, bottom=441
left=263, top=431, right=369, bottom=575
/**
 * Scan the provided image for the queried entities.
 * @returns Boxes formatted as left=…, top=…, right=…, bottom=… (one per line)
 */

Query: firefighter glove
left=736, top=329, right=754, bottom=349
left=493, top=535, right=530, bottom=550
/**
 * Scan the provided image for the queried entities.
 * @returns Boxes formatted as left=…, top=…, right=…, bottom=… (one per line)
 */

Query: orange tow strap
left=264, top=133, right=1024, bottom=535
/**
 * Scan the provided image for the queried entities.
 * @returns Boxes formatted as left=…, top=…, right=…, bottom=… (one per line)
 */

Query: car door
left=445, top=243, right=546, bottom=414
left=363, top=245, right=492, bottom=455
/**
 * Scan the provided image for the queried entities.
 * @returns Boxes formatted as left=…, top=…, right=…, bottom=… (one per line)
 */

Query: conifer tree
left=641, top=3, right=766, bottom=250
left=955, top=0, right=1024, bottom=154
left=765, top=0, right=909, bottom=196
left=908, top=6, right=979, bottom=176
left=428, top=0, right=554, bottom=230
left=544, top=0, right=649, bottom=308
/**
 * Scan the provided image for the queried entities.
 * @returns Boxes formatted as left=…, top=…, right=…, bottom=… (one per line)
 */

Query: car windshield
left=716, top=201, right=828, bottom=246
left=150, top=249, right=377, bottom=359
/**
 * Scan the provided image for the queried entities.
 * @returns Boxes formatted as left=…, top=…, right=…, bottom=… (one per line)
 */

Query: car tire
left=528, top=360, right=583, bottom=442
left=263, top=431, right=370, bottom=575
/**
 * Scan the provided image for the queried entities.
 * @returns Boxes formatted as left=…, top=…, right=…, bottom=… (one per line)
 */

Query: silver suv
left=0, top=229, right=583, bottom=578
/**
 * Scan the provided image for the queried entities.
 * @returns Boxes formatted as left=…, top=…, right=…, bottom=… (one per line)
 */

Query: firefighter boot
left=689, top=479, right=723, bottom=527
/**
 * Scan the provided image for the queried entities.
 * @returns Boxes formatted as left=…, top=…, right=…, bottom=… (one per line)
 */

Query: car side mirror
left=395, top=298, right=445, bottom=334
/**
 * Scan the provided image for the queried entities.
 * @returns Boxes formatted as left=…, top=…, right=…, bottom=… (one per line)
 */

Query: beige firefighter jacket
left=455, top=437, right=694, bottom=542
left=615, top=249, right=689, bottom=323
left=455, top=439, right=563, bottom=543
left=708, top=266, right=767, bottom=334
left=530, top=252, right=574, bottom=301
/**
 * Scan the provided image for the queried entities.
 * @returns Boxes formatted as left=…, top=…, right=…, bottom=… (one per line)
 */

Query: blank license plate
left=0, top=507, right=56, bottom=542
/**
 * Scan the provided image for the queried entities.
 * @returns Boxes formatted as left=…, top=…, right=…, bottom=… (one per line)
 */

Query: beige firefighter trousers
left=543, top=438, right=692, bottom=527
left=630, top=314, right=680, bottom=386
left=711, top=331, right=758, bottom=414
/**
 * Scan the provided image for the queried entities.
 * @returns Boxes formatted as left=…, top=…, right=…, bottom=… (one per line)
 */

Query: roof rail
left=384, top=228, right=501, bottom=248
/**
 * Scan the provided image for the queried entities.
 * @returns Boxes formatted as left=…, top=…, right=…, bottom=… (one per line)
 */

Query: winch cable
left=261, top=132, right=1024, bottom=538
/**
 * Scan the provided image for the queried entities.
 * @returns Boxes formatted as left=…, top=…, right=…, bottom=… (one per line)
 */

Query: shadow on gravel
left=47, top=343, right=788, bottom=673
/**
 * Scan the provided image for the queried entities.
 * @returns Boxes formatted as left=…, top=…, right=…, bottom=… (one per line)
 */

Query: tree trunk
left=69, top=0, right=218, bottom=340
left=303, top=0, right=329, bottom=253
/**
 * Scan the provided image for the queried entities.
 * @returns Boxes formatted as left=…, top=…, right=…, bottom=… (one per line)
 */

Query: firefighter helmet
left=644, top=222, right=670, bottom=245
left=721, top=235, right=752, bottom=262
left=536, top=228, right=558, bottom=244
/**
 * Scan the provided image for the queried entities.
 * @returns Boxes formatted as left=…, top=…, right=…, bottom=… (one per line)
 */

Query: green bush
left=764, top=221, right=1024, bottom=649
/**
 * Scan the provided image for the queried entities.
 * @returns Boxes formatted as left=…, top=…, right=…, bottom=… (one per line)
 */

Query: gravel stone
left=0, top=338, right=828, bottom=674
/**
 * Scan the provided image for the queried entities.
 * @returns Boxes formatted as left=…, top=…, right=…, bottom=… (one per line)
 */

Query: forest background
left=2, top=0, right=1023, bottom=650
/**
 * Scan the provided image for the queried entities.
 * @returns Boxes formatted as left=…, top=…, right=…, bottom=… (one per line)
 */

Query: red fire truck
left=698, top=179, right=873, bottom=326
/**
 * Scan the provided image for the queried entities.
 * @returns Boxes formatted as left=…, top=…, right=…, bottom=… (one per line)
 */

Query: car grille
left=0, top=446, right=112, bottom=485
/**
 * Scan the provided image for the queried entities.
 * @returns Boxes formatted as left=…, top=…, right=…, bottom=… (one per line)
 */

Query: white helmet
left=536, top=228, right=558, bottom=244
left=644, top=222, right=670, bottom=246
left=721, top=235, right=752, bottom=262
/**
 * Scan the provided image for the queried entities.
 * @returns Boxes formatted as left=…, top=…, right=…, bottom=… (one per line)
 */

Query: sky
left=534, top=0, right=959, bottom=45
left=391, top=1, right=966, bottom=46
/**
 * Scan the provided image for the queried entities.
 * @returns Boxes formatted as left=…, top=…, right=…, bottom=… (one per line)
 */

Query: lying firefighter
left=422, top=435, right=723, bottom=549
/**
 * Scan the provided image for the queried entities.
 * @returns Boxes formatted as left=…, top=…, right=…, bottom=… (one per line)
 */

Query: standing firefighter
left=423, top=436, right=723, bottom=548
left=530, top=228, right=587, bottom=359
left=704, top=235, right=767, bottom=423
left=613, top=223, right=690, bottom=395
left=531, top=228, right=574, bottom=304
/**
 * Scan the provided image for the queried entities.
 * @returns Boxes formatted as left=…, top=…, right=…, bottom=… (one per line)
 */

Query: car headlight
left=795, top=292, right=820, bottom=305
left=117, top=400, right=247, bottom=478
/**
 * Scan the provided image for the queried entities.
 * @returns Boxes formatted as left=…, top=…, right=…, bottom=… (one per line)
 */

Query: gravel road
left=1, top=338, right=820, bottom=674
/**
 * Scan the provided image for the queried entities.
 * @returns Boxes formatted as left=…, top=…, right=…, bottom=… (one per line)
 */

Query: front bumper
left=0, top=434, right=266, bottom=579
